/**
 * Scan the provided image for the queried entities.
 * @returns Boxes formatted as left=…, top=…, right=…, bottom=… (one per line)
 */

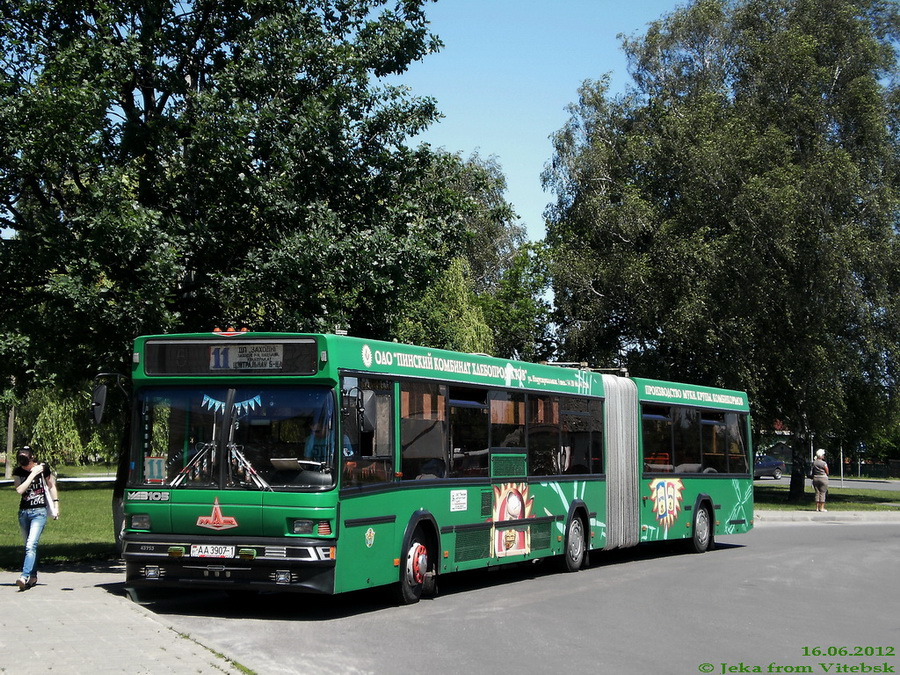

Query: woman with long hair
left=11, top=446, right=59, bottom=590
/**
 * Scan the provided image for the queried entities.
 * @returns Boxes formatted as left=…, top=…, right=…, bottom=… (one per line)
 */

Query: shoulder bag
left=42, top=474, right=58, bottom=519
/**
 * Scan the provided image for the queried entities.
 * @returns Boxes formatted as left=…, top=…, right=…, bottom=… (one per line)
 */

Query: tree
left=448, top=154, right=554, bottom=361
left=543, top=0, right=900, bottom=497
left=395, top=257, right=494, bottom=354
left=452, top=153, right=524, bottom=294
left=393, top=151, right=553, bottom=359
left=0, top=0, right=461, bottom=398
left=477, top=241, right=554, bottom=362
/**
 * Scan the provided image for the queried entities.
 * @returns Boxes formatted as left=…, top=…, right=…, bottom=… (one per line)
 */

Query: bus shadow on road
left=105, top=540, right=745, bottom=621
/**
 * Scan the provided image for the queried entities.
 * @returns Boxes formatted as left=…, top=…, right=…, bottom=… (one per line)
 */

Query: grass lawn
left=0, top=481, right=116, bottom=571
left=754, top=481, right=900, bottom=511
left=55, top=463, right=119, bottom=478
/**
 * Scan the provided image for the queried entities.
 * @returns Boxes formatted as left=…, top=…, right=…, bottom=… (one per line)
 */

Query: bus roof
left=632, top=377, right=749, bottom=412
left=132, top=332, right=603, bottom=397
left=324, top=334, right=600, bottom=397
left=132, top=332, right=749, bottom=409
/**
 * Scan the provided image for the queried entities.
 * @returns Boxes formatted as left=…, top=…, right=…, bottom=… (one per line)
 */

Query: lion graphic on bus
left=492, top=483, right=534, bottom=558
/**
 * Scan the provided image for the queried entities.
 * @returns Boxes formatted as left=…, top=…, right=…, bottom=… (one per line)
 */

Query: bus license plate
left=191, top=544, right=235, bottom=558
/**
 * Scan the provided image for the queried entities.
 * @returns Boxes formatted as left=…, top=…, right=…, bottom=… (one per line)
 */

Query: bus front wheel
left=398, top=529, right=430, bottom=604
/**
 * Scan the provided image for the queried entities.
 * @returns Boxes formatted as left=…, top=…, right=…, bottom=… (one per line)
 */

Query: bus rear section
left=633, top=378, right=754, bottom=551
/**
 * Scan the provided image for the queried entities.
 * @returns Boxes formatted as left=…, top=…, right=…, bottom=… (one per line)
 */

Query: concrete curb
left=754, top=509, right=900, bottom=523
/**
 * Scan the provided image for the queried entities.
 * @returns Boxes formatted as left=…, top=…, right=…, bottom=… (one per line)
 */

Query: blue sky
left=394, top=0, right=685, bottom=240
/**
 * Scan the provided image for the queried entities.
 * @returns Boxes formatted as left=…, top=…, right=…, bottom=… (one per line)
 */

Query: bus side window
left=448, top=387, right=488, bottom=478
left=400, top=381, right=448, bottom=480
left=701, top=411, right=727, bottom=473
left=341, top=377, right=395, bottom=486
left=672, top=407, right=701, bottom=473
left=641, top=404, right=673, bottom=473
left=528, top=396, right=560, bottom=476
left=590, top=399, right=603, bottom=474
left=726, top=413, right=750, bottom=474
left=560, top=396, right=594, bottom=474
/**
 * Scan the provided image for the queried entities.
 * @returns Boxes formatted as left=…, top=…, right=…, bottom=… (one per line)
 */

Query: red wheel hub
left=409, top=543, right=427, bottom=584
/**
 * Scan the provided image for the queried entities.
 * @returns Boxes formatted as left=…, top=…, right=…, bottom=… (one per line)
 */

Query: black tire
left=691, top=505, right=714, bottom=553
left=397, top=529, right=430, bottom=604
left=563, top=515, right=586, bottom=572
left=773, top=468, right=782, bottom=480
left=125, top=587, right=146, bottom=604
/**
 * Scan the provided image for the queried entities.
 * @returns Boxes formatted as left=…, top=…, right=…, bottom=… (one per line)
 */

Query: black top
left=12, top=464, right=53, bottom=511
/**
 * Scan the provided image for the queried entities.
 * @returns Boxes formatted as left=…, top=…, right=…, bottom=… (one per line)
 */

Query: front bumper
left=123, top=533, right=336, bottom=594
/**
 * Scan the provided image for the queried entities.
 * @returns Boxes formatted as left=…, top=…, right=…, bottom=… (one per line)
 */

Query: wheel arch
left=690, top=493, right=716, bottom=550
left=400, top=509, right=441, bottom=572
left=565, top=499, right=590, bottom=537
left=563, top=499, right=591, bottom=570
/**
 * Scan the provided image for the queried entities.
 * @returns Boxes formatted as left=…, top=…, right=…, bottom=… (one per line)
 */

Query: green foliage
left=19, top=388, right=84, bottom=465
left=14, top=385, right=120, bottom=465
left=544, top=0, right=900, bottom=449
left=477, top=242, right=554, bottom=361
left=0, top=0, right=456, bottom=394
left=390, top=152, right=553, bottom=359
left=0, top=1, right=558, bottom=451
left=452, top=153, right=524, bottom=293
left=866, top=422, right=900, bottom=463
left=395, top=258, right=494, bottom=354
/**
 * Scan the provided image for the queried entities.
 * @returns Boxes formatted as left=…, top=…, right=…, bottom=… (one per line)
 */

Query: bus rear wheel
left=563, top=515, right=586, bottom=572
left=398, top=529, right=430, bottom=604
left=691, top=505, right=714, bottom=553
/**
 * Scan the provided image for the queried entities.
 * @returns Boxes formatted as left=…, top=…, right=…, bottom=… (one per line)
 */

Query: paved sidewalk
left=0, top=563, right=245, bottom=674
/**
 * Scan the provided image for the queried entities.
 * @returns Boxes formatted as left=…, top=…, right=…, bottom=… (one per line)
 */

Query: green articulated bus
left=97, top=331, right=754, bottom=604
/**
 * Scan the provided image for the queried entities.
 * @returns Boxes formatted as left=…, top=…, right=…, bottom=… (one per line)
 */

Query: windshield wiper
left=228, top=443, right=272, bottom=491
left=170, top=442, right=215, bottom=488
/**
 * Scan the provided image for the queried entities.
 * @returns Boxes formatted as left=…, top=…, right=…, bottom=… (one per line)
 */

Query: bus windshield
left=134, top=386, right=338, bottom=490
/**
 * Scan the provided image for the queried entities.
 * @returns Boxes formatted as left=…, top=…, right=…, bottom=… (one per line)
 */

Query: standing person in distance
left=11, top=446, right=59, bottom=591
left=811, top=448, right=829, bottom=513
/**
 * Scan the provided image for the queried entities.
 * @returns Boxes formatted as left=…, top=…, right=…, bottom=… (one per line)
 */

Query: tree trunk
left=788, top=441, right=808, bottom=502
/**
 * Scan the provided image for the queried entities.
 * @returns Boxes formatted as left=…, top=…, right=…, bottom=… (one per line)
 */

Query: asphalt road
left=135, top=522, right=900, bottom=675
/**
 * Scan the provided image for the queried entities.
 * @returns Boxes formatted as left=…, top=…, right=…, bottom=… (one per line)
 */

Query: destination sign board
left=144, top=339, right=317, bottom=376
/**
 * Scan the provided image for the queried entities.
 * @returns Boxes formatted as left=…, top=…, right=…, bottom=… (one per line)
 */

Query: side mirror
left=360, top=390, right=377, bottom=434
left=91, top=384, right=108, bottom=425
left=90, top=372, right=128, bottom=425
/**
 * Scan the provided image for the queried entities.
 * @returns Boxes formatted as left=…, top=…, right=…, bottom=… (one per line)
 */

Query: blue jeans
left=18, top=507, right=48, bottom=579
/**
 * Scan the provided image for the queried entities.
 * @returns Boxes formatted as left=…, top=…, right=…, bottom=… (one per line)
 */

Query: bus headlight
left=131, top=514, right=151, bottom=530
left=291, top=519, right=314, bottom=534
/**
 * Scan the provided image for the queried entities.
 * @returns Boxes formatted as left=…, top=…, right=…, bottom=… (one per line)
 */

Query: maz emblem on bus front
left=196, top=498, right=239, bottom=530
